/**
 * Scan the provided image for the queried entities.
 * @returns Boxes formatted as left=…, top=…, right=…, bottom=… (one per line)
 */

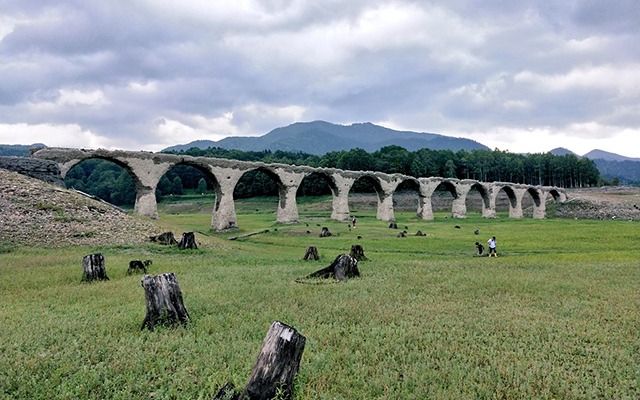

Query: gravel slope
left=0, top=169, right=157, bottom=247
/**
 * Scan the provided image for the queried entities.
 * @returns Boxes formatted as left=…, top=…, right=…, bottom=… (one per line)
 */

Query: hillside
left=164, top=121, right=490, bottom=154
left=0, top=169, right=157, bottom=247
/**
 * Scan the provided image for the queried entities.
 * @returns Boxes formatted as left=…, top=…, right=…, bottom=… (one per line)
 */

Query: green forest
left=63, top=146, right=601, bottom=206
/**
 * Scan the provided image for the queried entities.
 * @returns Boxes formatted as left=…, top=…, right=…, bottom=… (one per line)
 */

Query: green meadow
left=1, top=198, right=638, bottom=399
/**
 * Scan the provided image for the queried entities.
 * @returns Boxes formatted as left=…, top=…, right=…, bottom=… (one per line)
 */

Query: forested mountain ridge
left=164, top=121, right=490, bottom=154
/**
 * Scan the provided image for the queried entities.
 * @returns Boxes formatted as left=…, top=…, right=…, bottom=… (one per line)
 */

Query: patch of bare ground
left=0, top=169, right=158, bottom=247
left=556, top=187, right=640, bottom=220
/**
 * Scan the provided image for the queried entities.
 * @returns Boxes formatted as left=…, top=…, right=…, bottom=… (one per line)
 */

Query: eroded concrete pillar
left=375, top=176, right=405, bottom=222
left=275, top=170, right=305, bottom=224
left=128, top=158, right=171, bottom=219
left=451, top=182, right=474, bottom=219
left=417, top=179, right=439, bottom=220
left=331, top=174, right=355, bottom=221
left=211, top=167, right=243, bottom=231
left=509, top=188, right=527, bottom=218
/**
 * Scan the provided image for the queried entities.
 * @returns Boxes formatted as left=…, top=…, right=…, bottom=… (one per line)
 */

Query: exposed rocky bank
left=0, top=169, right=157, bottom=248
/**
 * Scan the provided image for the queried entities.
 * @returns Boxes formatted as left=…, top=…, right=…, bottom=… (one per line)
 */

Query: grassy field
left=1, top=199, right=639, bottom=399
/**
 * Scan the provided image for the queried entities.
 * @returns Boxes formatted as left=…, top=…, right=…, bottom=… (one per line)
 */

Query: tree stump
left=306, top=254, right=360, bottom=281
left=149, top=231, right=178, bottom=245
left=82, top=253, right=109, bottom=282
left=349, top=244, right=367, bottom=261
left=389, top=222, right=398, bottom=229
left=241, top=321, right=306, bottom=400
left=178, top=232, right=198, bottom=249
left=319, top=227, right=332, bottom=237
left=141, top=273, right=190, bottom=331
left=303, top=246, right=319, bottom=260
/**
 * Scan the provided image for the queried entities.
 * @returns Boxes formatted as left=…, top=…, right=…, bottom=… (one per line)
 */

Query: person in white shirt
left=487, top=236, right=497, bottom=257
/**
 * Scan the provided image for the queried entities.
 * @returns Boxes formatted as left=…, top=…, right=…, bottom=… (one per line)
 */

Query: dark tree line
left=64, top=146, right=601, bottom=206
left=171, top=145, right=600, bottom=188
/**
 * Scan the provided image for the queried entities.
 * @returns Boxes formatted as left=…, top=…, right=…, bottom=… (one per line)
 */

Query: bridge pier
left=135, top=187, right=159, bottom=219
left=275, top=170, right=304, bottom=224
left=509, top=188, right=526, bottom=218
left=417, top=179, right=438, bottom=220
left=451, top=181, right=473, bottom=219
left=210, top=168, right=242, bottom=231
left=376, top=176, right=405, bottom=222
left=331, top=175, right=355, bottom=221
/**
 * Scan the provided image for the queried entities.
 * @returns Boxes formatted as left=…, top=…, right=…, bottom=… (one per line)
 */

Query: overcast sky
left=1, top=1, right=639, bottom=157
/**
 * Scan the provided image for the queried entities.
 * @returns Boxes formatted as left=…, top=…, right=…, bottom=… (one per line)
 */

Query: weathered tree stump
left=349, top=244, right=367, bottom=261
left=178, top=232, right=198, bottom=249
left=389, top=222, right=398, bottom=229
left=241, top=321, right=306, bottom=400
left=141, top=273, right=190, bottom=331
left=307, top=254, right=360, bottom=281
left=319, top=227, right=332, bottom=237
left=82, top=253, right=109, bottom=282
left=303, top=246, right=320, bottom=260
left=149, top=231, right=178, bottom=245
left=213, top=322, right=306, bottom=400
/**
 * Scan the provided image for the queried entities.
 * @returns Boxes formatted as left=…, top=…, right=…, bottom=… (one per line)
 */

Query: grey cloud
left=0, top=0, right=638, bottom=153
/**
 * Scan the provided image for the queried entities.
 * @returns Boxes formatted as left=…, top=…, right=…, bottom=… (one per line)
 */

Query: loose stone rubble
left=0, top=169, right=156, bottom=247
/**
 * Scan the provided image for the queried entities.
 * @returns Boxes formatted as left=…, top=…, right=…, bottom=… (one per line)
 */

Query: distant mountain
left=163, top=121, right=490, bottom=154
left=583, top=149, right=640, bottom=162
left=548, top=147, right=578, bottom=156
left=0, top=144, right=46, bottom=157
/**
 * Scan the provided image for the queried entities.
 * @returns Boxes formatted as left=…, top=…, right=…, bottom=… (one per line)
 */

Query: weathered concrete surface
left=0, top=156, right=64, bottom=187
left=32, top=147, right=568, bottom=231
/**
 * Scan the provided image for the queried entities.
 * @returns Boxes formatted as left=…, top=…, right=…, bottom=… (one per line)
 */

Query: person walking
left=487, top=236, right=497, bottom=257
left=351, top=216, right=357, bottom=229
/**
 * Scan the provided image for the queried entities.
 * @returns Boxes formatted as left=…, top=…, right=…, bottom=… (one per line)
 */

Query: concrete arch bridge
left=33, top=148, right=567, bottom=231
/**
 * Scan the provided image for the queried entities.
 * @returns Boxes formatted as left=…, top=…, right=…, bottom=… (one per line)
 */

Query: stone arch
left=465, top=182, right=493, bottom=218
left=546, top=187, right=567, bottom=203
left=158, top=160, right=220, bottom=212
left=349, top=173, right=384, bottom=216
left=233, top=165, right=304, bottom=225
left=63, top=155, right=142, bottom=208
left=235, top=167, right=281, bottom=198
left=296, top=171, right=337, bottom=217
left=523, top=187, right=543, bottom=218
left=393, top=177, right=421, bottom=217
left=494, top=185, right=522, bottom=218
left=431, top=179, right=459, bottom=218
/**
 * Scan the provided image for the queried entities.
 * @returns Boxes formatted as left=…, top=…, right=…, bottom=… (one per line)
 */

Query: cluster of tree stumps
left=77, top=225, right=378, bottom=398
left=301, top=243, right=367, bottom=282
left=149, top=231, right=198, bottom=249
left=306, top=254, right=360, bottom=281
